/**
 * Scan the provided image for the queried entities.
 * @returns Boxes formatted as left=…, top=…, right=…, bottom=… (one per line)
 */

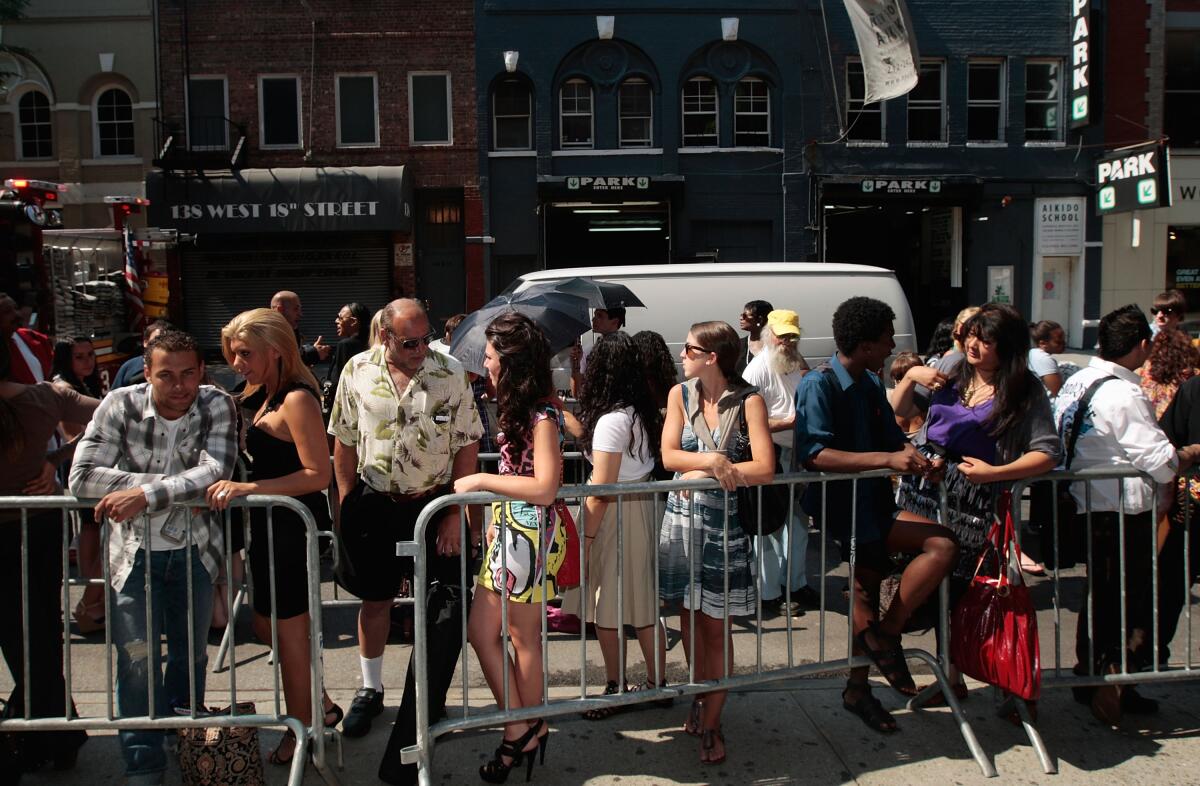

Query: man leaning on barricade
left=325, top=297, right=483, bottom=786
left=1052, top=304, right=1200, bottom=726
left=69, top=329, right=238, bottom=786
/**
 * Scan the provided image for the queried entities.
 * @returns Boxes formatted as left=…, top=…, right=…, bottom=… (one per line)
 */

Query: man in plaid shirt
left=70, top=330, right=237, bottom=785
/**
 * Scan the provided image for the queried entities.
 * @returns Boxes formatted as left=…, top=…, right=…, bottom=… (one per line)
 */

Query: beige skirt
left=561, top=478, right=658, bottom=629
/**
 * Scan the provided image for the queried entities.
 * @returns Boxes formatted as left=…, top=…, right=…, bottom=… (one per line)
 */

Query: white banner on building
left=842, top=0, right=921, bottom=104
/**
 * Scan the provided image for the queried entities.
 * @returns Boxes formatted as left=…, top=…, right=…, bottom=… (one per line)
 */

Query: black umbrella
left=448, top=290, right=590, bottom=376
left=531, top=276, right=646, bottom=309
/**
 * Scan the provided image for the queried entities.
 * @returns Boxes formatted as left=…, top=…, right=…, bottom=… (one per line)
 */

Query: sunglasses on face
left=1151, top=307, right=1179, bottom=316
left=388, top=330, right=436, bottom=350
left=684, top=342, right=712, bottom=356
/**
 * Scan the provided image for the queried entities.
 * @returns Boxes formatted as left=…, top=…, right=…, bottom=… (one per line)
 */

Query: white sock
left=361, top=655, right=384, bottom=692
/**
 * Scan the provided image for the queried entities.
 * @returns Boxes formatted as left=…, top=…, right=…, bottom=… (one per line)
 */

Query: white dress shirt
left=1053, top=356, right=1178, bottom=514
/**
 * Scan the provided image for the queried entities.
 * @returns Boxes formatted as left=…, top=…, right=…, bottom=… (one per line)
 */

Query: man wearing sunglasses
left=327, top=298, right=483, bottom=769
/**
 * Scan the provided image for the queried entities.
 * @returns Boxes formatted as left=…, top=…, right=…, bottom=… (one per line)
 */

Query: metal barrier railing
left=0, top=494, right=340, bottom=786
left=1008, top=465, right=1199, bottom=774
left=397, top=470, right=995, bottom=784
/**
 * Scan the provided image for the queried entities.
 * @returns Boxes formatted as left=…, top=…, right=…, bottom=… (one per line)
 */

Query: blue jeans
left=111, top=546, right=214, bottom=777
left=756, top=446, right=810, bottom=600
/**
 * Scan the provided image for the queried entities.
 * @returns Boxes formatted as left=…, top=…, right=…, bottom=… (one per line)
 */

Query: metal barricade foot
left=212, top=586, right=248, bottom=673
left=904, top=650, right=998, bottom=778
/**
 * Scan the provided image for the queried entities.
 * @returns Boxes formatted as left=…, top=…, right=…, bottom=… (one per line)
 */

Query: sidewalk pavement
left=19, top=673, right=1200, bottom=785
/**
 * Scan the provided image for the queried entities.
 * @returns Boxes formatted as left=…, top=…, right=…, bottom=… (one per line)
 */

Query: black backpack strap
left=1063, top=374, right=1115, bottom=471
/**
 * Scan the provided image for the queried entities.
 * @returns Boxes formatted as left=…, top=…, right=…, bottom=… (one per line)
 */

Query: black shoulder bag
left=732, top=399, right=789, bottom=537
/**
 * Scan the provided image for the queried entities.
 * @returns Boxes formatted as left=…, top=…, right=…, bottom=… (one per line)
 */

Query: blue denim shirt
left=793, top=353, right=905, bottom=542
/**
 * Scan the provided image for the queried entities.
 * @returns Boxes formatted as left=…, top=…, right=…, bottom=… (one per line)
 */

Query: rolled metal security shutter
left=180, top=237, right=392, bottom=355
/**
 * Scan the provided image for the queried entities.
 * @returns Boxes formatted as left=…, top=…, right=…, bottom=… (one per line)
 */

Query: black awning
left=146, top=166, right=413, bottom=234
left=537, top=174, right=684, bottom=202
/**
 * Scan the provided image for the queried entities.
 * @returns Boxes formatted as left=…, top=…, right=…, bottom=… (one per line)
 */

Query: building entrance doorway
left=544, top=201, right=670, bottom=268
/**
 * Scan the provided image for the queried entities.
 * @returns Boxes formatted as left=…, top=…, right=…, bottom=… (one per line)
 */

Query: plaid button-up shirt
left=69, top=383, right=238, bottom=592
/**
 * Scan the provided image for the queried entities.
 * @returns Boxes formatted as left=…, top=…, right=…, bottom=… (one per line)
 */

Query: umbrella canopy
left=530, top=276, right=646, bottom=310
left=448, top=290, right=590, bottom=376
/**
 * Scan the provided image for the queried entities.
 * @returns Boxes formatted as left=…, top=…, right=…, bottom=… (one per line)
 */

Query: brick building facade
left=148, top=0, right=481, bottom=350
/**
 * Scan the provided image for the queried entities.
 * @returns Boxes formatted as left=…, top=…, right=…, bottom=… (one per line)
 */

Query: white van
left=505, top=262, right=916, bottom=391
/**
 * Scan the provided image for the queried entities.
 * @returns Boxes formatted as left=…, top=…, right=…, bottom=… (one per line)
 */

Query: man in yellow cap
left=742, top=309, right=817, bottom=615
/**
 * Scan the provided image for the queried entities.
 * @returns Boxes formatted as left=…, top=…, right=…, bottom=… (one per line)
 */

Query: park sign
left=1095, top=144, right=1172, bottom=215
left=1069, top=0, right=1092, bottom=128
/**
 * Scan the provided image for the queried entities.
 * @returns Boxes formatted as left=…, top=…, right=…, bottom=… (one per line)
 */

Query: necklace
left=959, top=379, right=995, bottom=408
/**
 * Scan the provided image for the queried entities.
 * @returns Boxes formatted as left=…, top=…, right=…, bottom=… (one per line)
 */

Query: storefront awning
left=537, top=174, right=684, bottom=203
left=146, top=166, right=413, bottom=234
left=820, top=174, right=982, bottom=203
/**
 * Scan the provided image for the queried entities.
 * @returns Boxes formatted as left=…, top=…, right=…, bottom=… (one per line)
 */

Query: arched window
left=681, top=77, right=718, bottom=147
left=734, top=77, right=770, bottom=146
left=493, top=79, right=532, bottom=150
left=17, top=90, right=52, bottom=159
left=618, top=78, right=652, bottom=148
left=95, top=87, right=134, bottom=157
left=559, top=78, right=593, bottom=149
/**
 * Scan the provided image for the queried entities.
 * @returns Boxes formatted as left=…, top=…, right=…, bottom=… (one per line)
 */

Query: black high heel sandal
left=479, top=719, right=545, bottom=784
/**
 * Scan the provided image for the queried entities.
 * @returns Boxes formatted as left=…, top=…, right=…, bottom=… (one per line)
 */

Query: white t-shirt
left=1028, top=347, right=1060, bottom=380
left=142, top=414, right=193, bottom=551
left=742, top=350, right=805, bottom=448
left=589, top=406, right=655, bottom=480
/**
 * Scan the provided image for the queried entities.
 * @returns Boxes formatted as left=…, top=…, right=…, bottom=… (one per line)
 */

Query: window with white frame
left=17, top=90, right=52, bottom=159
left=845, top=60, right=883, bottom=142
left=682, top=77, right=718, bottom=147
left=967, top=60, right=1005, bottom=142
left=559, top=78, right=593, bottom=148
left=734, top=77, right=770, bottom=146
left=337, top=74, right=378, bottom=147
left=619, top=78, right=652, bottom=148
left=1166, top=30, right=1200, bottom=148
left=259, top=75, right=302, bottom=148
left=907, top=60, right=945, bottom=142
left=1024, top=59, right=1063, bottom=142
left=187, top=76, right=228, bottom=150
left=95, top=87, right=134, bottom=156
left=493, top=79, right=532, bottom=150
left=409, top=72, right=452, bottom=145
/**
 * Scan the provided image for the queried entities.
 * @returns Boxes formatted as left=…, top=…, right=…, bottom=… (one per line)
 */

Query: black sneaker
left=789, top=586, right=822, bottom=610
left=342, top=687, right=384, bottom=738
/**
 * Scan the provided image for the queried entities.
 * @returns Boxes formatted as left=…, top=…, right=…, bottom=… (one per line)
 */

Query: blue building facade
left=476, top=0, right=1099, bottom=343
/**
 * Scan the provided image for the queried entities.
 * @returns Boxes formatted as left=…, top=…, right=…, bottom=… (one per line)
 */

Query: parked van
left=504, top=263, right=916, bottom=391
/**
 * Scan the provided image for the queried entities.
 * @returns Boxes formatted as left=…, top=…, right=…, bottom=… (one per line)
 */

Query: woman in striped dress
left=658, top=320, right=775, bottom=765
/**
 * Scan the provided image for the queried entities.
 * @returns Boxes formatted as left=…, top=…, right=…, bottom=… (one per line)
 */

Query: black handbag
left=731, top=401, right=789, bottom=537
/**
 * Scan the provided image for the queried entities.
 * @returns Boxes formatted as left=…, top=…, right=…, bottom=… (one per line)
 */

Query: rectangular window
left=187, top=76, right=228, bottom=150
left=18, top=91, right=52, bottom=159
left=493, top=79, right=532, bottom=150
left=1166, top=30, right=1200, bottom=148
left=907, top=60, right=945, bottom=142
left=734, top=78, right=770, bottom=146
left=336, top=74, right=378, bottom=147
left=560, top=79, right=593, bottom=148
left=619, top=79, right=652, bottom=148
left=258, top=75, right=301, bottom=148
left=1025, top=59, right=1063, bottom=142
left=681, top=78, right=718, bottom=147
left=845, top=60, right=883, bottom=142
left=967, top=60, right=1004, bottom=142
left=409, top=72, right=452, bottom=145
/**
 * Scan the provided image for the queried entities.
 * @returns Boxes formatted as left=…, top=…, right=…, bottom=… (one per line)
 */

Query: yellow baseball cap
left=767, top=309, right=800, bottom=337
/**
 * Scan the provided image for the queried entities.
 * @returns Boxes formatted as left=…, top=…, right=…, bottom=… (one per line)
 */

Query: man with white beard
left=741, top=310, right=819, bottom=615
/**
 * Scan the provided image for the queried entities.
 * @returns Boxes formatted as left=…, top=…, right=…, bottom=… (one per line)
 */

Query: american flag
left=122, top=225, right=145, bottom=333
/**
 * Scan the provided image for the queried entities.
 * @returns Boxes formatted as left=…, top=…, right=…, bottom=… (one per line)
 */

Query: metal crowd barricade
left=396, top=470, right=995, bottom=785
left=1007, top=466, right=1200, bottom=775
left=0, top=494, right=340, bottom=786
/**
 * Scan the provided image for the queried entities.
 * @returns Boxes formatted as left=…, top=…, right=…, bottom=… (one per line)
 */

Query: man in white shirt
left=741, top=310, right=817, bottom=614
left=1053, top=304, right=1200, bottom=725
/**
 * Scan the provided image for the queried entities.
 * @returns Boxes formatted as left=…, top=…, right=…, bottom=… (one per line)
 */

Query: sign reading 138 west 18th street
left=1095, top=144, right=1172, bottom=215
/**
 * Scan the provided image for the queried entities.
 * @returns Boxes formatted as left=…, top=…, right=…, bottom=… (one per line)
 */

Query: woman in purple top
left=894, top=303, right=1059, bottom=575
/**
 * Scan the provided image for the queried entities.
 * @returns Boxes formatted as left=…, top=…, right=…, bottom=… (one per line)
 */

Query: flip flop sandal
left=842, top=687, right=898, bottom=734
left=700, top=727, right=725, bottom=765
left=855, top=621, right=917, bottom=696
left=582, top=681, right=624, bottom=720
left=683, top=698, right=705, bottom=737
left=921, top=681, right=969, bottom=707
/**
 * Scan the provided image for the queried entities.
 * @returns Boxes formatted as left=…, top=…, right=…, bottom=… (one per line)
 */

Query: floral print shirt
left=328, top=346, right=483, bottom=494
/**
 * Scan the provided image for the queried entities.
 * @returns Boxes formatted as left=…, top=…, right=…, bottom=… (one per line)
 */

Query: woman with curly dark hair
left=1140, top=326, right=1200, bottom=419
left=632, top=330, right=678, bottom=409
left=564, top=332, right=667, bottom=718
left=455, top=311, right=563, bottom=783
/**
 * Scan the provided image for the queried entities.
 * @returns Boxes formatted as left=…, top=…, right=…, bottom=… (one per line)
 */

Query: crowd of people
left=2, top=284, right=1200, bottom=783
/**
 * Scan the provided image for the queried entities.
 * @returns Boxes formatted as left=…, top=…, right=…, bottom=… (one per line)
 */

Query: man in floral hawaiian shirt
left=328, top=298, right=482, bottom=759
